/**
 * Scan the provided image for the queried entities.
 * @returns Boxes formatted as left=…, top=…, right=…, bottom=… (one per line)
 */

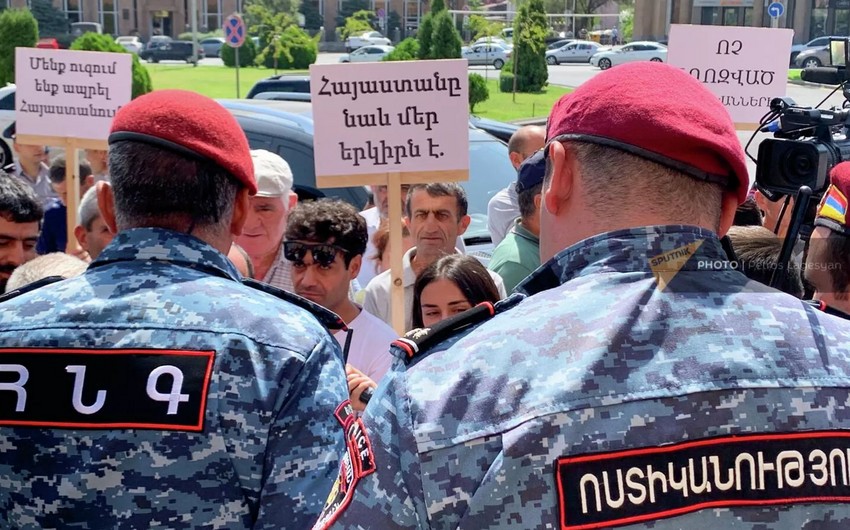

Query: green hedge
left=0, top=8, right=38, bottom=86
left=70, top=33, right=152, bottom=98
left=469, top=73, right=489, bottom=112
left=256, top=26, right=317, bottom=69
left=221, top=37, right=258, bottom=67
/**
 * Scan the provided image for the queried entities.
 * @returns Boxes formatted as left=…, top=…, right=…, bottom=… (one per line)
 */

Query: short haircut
left=727, top=225, right=803, bottom=298
left=411, top=254, right=501, bottom=329
left=518, top=182, right=542, bottom=220
left=0, top=174, right=44, bottom=223
left=404, top=183, right=468, bottom=219
left=285, top=198, right=367, bottom=266
left=816, top=228, right=850, bottom=299
left=507, top=125, right=545, bottom=156
left=109, top=142, right=241, bottom=233
left=564, top=142, right=724, bottom=232
left=5, top=252, right=88, bottom=292
left=48, top=156, right=93, bottom=185
left=78, top=187, right=101, bottom=231
left=734, top=198, right=763, bottom=227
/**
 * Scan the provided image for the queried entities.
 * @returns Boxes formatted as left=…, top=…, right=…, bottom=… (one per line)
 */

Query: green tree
left=243, top=0, right=300, bottom=19
left=30, top=0, right=68, bottom=36
left=430, top=11, right=461, bottom=59
left=69, top=33, right=152, bottom=98
left=468, top=73, right=488, bottom=112
left=256, top=25, right=317, bottom=69
left=0, top=8, right=38, bottom=86
left=467, top=14, right=503, bottom=41
left=416, top=14, right=434, bottom=58
left=341, top=9, right=375, bottom=39
left=221, top=37, right=258, bottom=67
left=383, top=37, right=419, bottom=61
left=512, top=0, right=548, bottom=92
left=431, top=0, right=446, bottom=15
left=336, top=0, right=372, bottom=28
left=620, top=7, right=633, bottom=41
left=299, top=0, right=323, bottom=30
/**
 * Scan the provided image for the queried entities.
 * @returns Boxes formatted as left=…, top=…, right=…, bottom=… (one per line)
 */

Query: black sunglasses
left=283, top=241, right=348, bottom=267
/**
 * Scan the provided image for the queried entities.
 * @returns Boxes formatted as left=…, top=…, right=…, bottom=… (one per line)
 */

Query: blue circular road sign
left=768, top=2, right=784, bottom=18
left=224, top=13, right=246, bottom=48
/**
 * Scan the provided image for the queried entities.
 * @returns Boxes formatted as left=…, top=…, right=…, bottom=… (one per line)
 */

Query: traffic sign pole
left=236, top=47, right=240, bottom=98
left=768, top=2, right=784, bottom=29
left=224, top=13, right=247, bottom=99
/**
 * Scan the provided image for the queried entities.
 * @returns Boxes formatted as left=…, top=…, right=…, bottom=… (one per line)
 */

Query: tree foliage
left=299, top=0, right=323, bottom=31
left=0, top=8, right=37, bottom=86
left=336, top=0, right=372, bottom=28
left=416, top=14, right=434, bottom=59
left=342, top=10, right=376, bottom=39
left=256, top=25, right=317, bottom=69
left=70, top=33, right=152, bottom=98
left=430, top=11, right=461, bottom=59
left=468, top=73, right=488, bottom=112
left=512, top=0, right=548, bottom=92
left=221, top=36, right=258, bottom=67
left=30, top=0, right=68, bottom=36
left=383, top=37, right=419, bottom=61
left=467, top=15, right=503, bottom=41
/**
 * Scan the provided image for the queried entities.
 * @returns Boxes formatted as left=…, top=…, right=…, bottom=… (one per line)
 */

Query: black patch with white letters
left=0, top=348, right=215, bottom=431
left=555, top=431, right=850, bottom=530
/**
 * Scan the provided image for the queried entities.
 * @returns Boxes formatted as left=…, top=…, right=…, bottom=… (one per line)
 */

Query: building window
left=64, top=0, right=82, bottom=24
left=203, top=0, right=221, bottom=32
left=100, top=0, right=118, bottom=35
left=811, top=0, right=828, bottom=38
left=700, top=7, right=721, bottom=25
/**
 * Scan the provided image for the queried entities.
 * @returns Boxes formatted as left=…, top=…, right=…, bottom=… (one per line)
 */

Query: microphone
left=800, top=67, right=846, bottom=85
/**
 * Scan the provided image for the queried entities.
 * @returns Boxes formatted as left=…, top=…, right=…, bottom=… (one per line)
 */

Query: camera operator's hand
left=346, top=364, right=377, bottom=412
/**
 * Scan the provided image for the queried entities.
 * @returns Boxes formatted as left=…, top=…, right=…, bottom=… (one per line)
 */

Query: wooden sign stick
left=387, top=171, right=406, bottom=335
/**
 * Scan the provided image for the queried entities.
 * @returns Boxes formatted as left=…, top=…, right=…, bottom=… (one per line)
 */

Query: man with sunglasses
left=321, top=63, right=850, bottom=529
left=285, top=199, right=396, bottom=407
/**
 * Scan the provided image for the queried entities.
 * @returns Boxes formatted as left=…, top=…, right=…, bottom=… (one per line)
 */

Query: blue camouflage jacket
left=321, top=225, right=850, bottom=530
left=0, top=228, right=349, bottom=529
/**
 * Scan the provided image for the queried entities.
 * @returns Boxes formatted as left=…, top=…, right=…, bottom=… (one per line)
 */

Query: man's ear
left=542, top=142, right=575, bottom=218
left=348, top=254, right=362, bottom=279
left=230, top=187, right=251, bottom=237
left=74, top=224, right=88, bottom=251
left=288, top=191, right=298, bottom=210
left=509, top=151, right=523, bottom=169
left=457, top=214, right=471, bottom=236
left=716, top=191, right=740, bottom=236
left=96, top=181, right=118, bottom=234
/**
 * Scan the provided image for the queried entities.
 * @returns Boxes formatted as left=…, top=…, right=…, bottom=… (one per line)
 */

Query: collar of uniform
left=517, top=225, right=726, bottom=296
left=90, top=227, right=241, bottom=281
left=510, top=219, right=539, bottom=244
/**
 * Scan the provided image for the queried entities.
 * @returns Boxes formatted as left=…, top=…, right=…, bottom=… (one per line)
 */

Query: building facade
left=635, top=0, right=848, bottom=44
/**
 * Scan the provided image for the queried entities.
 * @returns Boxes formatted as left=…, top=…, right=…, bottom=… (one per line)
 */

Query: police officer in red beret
left=319, top=63, right=850, bottom=529
left=0, top=90, right=350, bottom=529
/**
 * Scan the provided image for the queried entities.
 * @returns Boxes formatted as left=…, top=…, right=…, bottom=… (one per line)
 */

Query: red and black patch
left=0, top=348, right=215, bottom=431
left=313, top=399, right=376, bottom=530
left=556, top=430, right=850, bottom=530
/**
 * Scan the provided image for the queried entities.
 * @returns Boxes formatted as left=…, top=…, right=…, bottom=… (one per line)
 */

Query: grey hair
left=78, top=186, right=100, bottom=231
left=5, top=253, right=88, bottom=293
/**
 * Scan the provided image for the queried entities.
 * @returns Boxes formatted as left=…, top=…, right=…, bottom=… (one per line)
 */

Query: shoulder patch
left=0, top=347, right=215, bottom=431
left=555, top=430, right=850, bottom=530
left=312, top=400, right=376, bottom=529
left=242, top=278, right=346, bottom=331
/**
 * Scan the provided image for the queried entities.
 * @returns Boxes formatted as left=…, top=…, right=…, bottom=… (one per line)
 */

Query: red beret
left=108, top=90, right=256, bottom=195
left=546, top=62, right=749, bottom=204
left=815, top=162, right=850, bottom=236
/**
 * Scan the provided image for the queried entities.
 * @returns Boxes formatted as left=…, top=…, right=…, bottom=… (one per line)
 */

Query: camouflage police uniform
left=319, top=225, right=850, bottom=529
left=0, top=227, right=349, bottom=529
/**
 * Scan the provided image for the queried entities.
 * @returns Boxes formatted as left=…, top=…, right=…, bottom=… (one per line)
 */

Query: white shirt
left=487, top=183, right=520, bottom=247
left=357, top=207, right=383, bottom=289
left=333, top=306, right=397, bottom=382
left=362, top=246, right=507, bottom=331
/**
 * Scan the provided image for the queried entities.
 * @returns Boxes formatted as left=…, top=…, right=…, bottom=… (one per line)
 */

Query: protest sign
left=310, top=59, right=470, bottom=333
left=15, top=47, right=132, bottom=254
left=667, top=25, right=793, bottom=128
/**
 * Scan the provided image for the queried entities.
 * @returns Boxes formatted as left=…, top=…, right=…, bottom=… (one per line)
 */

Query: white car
left=115, top=36, right=143, bottom=54
left=473, top=36, right=511, bottom=48
left=339, top=45, right=395, bottom=63
left=345, top=31, right=391, bottom=52
left=590, top=41, right=667, bottom=70
left=545, top=40, right=603, bottom=65
left=462, top=43, right=511, bottom=69
left=0, top=84, right=14, bottom=167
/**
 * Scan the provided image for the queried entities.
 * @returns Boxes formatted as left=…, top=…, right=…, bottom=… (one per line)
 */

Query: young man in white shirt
left=285, top=198, right=397, bottom=408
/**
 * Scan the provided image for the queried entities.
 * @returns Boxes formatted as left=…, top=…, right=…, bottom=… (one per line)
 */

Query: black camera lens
left=782, top=146, right=817, bottom=185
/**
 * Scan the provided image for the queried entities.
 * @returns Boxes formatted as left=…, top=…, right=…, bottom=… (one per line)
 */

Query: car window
left=565, top=44, right=576, bottom=50
left=368, top=47, right=384, bottom=54
left=0, top=92, right=14, bottom=111
left=811, top=38, right=828, bottom=47
left=622, top=45, right=634, bottom=52
left=465, top=138, right=517, bottom=240
left=578, top=44, right=590, bottom=50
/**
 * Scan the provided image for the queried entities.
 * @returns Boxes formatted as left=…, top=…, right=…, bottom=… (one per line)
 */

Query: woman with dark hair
left=411, top=254, right=502, bottom=329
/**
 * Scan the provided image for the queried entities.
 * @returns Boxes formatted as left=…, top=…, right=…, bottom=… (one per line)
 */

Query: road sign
left=377, top=7, right=385, bottom=17
left=224, top=13, right=245, bottom=48
left=768, top=2, right=784, bottom=18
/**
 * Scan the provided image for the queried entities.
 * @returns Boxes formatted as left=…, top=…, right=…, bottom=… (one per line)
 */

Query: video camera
left=756, top=38, right=850, bottom=200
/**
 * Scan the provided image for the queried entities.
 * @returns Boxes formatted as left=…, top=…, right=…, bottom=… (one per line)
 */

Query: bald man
left=487, top=125, right=545, bottom=246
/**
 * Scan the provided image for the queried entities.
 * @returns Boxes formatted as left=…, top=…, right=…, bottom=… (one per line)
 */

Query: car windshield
left=465, top=136, right=517, bottom=241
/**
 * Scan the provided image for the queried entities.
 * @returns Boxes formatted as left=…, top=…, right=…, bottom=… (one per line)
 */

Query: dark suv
left=140, top=41, right=204, bottom=64
left=219, top=99, right=519, bottom=257
left=246, top=75, right=311, bottom=99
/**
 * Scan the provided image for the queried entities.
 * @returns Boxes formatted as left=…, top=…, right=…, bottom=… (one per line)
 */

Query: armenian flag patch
left=818, top=185, right=848, bottom=226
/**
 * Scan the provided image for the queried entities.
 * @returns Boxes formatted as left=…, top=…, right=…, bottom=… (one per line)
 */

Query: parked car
left=115, top=36, right=143, bottom=54
left=795, top=46, right=829, bottom=68
left=70, top=22, right=102, bottom=37
left=218, top=99, right=518, bottom=254
left=462, top=43, right=511, bottom=69
left=200, top=37, right=225, bottom=58
left=473, top=36, right=511, bottom=48
left=140, top=41, right=205, bottom=64
left=545, top=40, right=603, bottom=65
left=36, top=38, right=59, bottom=49
left=247, top=74, right=311, bottom=99
left=790, top=36, right=844, bottom=66
left=547, top=38, right=574, bottom=50
left=0, top=84, right=14, bottom=167
left=345, top=31, right=391, bottom=52
left=145, top=35, right=173, bottom=50
left=340, top=45, right=395, bottom=63
left=590, top=41, right=667, bottom=70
